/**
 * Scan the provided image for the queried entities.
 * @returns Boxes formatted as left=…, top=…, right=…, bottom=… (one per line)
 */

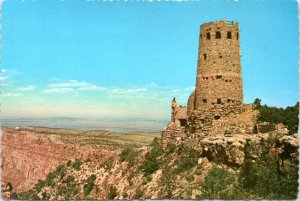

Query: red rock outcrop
left=1, top=128, right=118, bottom=193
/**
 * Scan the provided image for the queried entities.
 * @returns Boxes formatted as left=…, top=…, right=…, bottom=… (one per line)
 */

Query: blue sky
left=1, top=0, right=298, bottom=119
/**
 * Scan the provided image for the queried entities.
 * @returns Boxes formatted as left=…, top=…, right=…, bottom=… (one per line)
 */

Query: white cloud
left=0, top=76, right=8, bottom=81
left=17, top=85, right=37, bottom=91
left=0, top=69, right=21, bottom=86
left=42, top=87, right=75, bottom=94
left=111, top=88, right=148, bottom=94
left=171, top=89, right=181, bottom=93
left=184, top=86, right=195, bottom=91
left=0, top=69, right=21, bottom=75
left=1, top=92, right=21, bottom=97
left=1, top=69, right=14, bottom=73
left=46, top=80, right=106, bottom=93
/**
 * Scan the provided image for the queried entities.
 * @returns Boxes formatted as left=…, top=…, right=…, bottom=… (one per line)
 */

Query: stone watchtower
left=188, top=20, right=243, bottom=111
left=162, top=20, right=259, bottom=146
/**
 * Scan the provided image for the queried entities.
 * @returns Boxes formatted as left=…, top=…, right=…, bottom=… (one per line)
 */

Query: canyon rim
left=1, top=1, right=299, bottom=200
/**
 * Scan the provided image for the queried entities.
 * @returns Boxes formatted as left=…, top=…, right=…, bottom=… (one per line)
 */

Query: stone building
left=171, top=98, right=187, bottom=127
left=162, top=20, right=251, bottom=146
left=188, top=20, right=243, bottom=111
left=161, top=20, right=278, bottom=147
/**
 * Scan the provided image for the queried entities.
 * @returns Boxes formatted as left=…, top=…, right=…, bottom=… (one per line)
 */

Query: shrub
left=65, top=175, right=75, bottom=184
left=57, top=186, right=67, bottom=196
left=100, top=157, right=114, bottom=170
left=132, top=187, right=144, bottom=199
left=160, top=164, right=176, bottom=198
left=140, top=139, right=164, bottom=176
left=198, top=166, right=235, bottom=199
left=186, top=175, right=194, bottom=182
left=72, top=160, right=82, bottom=171
left=54, top=165, right=67, bottom=179
left=253, top=99, right=299, bottom=134
left=122, top=192, right=128, bottom=198
left=175, top=145, right=200, bottom=173
left=120, top=146, right=139, bottom=167
left=140, top=159, right=160, bottom=176
left=195, top=169, right=202, bottom=175
left=46, top=172, right=56, bottom=186
left=83, top=174, right=97, bottom=196
left=67, top=160, right=72, bottom=167
left=166, top=143, right=177, bottom=154
left=35, top=180, right=46, bottom=192
left=41, top=191, right=48, bottom=200
left=108, top=185, right=118, bottom=199
left=10, top=192, right=18, bottom=199
left=238, top=140, right=298, bottom=199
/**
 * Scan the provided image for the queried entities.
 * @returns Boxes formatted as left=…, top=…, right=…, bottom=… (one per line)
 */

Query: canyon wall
left=1, top=128, right=119, bottom=193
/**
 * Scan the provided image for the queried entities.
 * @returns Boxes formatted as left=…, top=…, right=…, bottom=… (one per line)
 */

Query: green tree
left=238, top=140, right=298, bottom=199
left=108, top=185, right=118, bottom=199
left=83, top=174, right=97, bottom=196
left=120, top=146, right=139, bottom=167
left=253, top=99, right=299, bottom=134
left=140, top=137, right=164, bottom=176
left=198, top=166, right=235, bottom=199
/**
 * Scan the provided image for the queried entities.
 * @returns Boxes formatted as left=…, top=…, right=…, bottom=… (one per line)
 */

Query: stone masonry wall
left=191, top=20, right=243, bottom=111
left=185, top=103, right=257, bottom=138
left=161, top=122, right=185, bottom=148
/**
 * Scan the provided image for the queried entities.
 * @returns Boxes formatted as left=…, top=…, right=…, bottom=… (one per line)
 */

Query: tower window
left=217, top=98, right=221, bottom=104
left=227, top=31, right=232, bottom=39
left=216, top=31, right=221, bottom=39
left=227, top=99, right=231, bottom=103
left=237, top=32, right=239, bottom=40
left=216, top=75, right=222, bottom=80
left=214, top=115, right=220, bottom=120
left=202, top=99, right=207, bottom=103
left=203, top=54, right=207, bottom=60
left=179, top=119, right=187, bottom=127
left=206, top=32, right=211, bottom=40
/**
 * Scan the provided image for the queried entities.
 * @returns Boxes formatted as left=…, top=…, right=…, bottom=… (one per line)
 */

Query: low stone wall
left=254, top=122, right=276, bottom=133
left=161, top=122, right=185, bottom=148
left=185, top=103, right=257, bottom=138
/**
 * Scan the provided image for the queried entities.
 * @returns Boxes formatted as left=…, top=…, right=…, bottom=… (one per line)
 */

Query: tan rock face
left=183, top=131, right=299, bottom=168
left=1, top=128, right=117, bottom=193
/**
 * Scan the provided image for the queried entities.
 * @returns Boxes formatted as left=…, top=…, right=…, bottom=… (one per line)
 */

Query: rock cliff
left=6, top=129, right=299, bottom=200
left=1, top=128, right=119, bottom=194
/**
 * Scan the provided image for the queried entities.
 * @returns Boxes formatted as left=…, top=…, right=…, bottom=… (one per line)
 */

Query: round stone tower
left=188, top=20, right=243, bottom=111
